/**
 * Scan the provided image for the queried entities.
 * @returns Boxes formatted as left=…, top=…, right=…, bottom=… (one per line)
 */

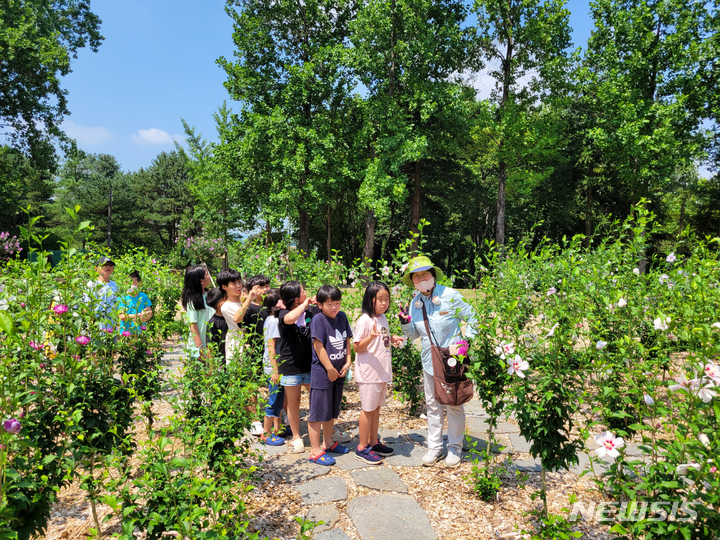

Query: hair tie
left=276, top=300, right=286, bottom=310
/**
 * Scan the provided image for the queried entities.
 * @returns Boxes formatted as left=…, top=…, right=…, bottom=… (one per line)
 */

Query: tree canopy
left=0, top=0, right=103, bottom=170
left=1, top=0, right=718, bottom=276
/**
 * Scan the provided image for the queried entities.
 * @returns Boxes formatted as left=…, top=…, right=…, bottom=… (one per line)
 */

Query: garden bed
left=41, top=377, right=613, bottom=540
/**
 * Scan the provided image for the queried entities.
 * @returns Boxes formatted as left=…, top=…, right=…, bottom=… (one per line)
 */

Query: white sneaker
left=333, top=429, right=352, bottom=443
left=291, top=438, right=306, bottom=454
left=250, top=421, right=264, bottom=436
left=444, top=448, right=462, bottom=468
left=422, top=448, right=444, bottom=467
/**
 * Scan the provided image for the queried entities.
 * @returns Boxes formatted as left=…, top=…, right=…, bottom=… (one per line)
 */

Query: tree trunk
left=409, top=160, right=422, bottom=253
left=326, top=206, right=332, bottom=262
left=677, top=196, right=686, bottom=240
left=298, top=147, right=311, bottom=255
left=223, top=199, right=228, bottom=252
left=637, top=199, right=648, bottom=274
left=362, top=209, right=376, bottom=267
left=265, top=219, right=271, bottom=248
left=495, top=159, right=506, bottom=246
left=107, top=186, right=112, bottom=249
left=380, top=206, right=394, bottom=262
left=389, top=0, right=396, bottom=99
left=584, top=182, right=593, bottom=248
left=298, top=208, right=310, bottom=255
left=495, top=37, right=513, bottom=249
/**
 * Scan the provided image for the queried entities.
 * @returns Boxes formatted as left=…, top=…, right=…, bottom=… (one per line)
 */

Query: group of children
left=181, top=264, right=403, bottom=467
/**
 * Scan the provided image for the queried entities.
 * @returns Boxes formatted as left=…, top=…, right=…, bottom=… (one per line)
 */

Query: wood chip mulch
left=42, top=382, right=613, bottom=540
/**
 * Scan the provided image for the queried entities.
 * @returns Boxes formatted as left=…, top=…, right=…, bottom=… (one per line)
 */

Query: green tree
left=351, top=0, right=479, bottom=256
left=50, top=153, right=136, bottom=249
left=0, top=146, right=55, bottom=236
left=472, top=0, right=573, bottom=246
left=0, top=0, right=103, bottom=169
left=130, top=151, right=195, bottom=254
left=690, top=175, right=720, bottom=238
left=580, top=0, right=711, bottom=268
left=704, top=2, right=719, bottom=171
left=218, top=0, right=357, bottom=255
left=178, top=103, right=248, bottom=250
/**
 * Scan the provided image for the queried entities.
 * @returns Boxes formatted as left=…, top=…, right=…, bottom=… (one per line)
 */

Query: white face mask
left=414, top=277, right=435, bottom=294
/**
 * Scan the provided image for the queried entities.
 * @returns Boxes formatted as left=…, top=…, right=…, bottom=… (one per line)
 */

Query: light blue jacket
left=401, top=284, right=478, bottom=376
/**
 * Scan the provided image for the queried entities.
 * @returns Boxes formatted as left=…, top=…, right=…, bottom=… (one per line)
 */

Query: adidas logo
left=328, top=328, right=347, bottom=349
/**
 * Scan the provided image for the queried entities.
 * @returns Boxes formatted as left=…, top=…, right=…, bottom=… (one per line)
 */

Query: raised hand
left=248, top=285, right=263, bottom=301
left=397, top=302, right=411, bottom=324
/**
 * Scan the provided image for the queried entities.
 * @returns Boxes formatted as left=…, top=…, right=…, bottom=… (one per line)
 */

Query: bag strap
left=420, top=301, right=441, bottom=349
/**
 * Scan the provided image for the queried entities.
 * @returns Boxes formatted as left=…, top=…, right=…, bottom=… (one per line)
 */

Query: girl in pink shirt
left=353, top=281, right=405, bottom=464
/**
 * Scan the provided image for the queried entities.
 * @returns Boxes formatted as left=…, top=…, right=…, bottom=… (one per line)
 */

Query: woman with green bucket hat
left=398, top=255, right=478, bottom=468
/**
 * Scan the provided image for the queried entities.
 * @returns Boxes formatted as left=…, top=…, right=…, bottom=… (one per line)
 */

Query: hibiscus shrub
left=0, top=212, right=184, bottom=537
left=3, top=201, right=720, bottom=538
left=462, top=203, right=720, bottom=534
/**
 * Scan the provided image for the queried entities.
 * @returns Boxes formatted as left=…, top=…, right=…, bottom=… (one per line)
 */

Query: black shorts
left=308, top=383, right=344, bottom=422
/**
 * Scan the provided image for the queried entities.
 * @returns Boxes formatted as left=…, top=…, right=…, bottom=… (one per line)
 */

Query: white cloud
left=467, top=64, right=535, bottom=102
left=470, top=68, right=498, bottom=102
left=63, top=120, right=113, bottom=145
left=131, top=128, right=184, bottom=146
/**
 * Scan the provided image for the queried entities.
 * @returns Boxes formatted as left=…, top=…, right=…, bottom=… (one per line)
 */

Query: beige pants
left=423, top=370, right=466, bottom=452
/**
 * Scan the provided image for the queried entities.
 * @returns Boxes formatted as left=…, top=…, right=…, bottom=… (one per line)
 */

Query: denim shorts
left=280, top=372, right=311, bottom=387
left=265, top=382, right=285, bottom=418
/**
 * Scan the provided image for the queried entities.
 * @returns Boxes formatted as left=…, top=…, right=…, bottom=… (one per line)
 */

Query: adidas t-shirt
left=310, top=311, right=353, bottom=389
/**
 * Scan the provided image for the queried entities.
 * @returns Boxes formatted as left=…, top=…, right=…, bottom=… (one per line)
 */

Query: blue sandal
left=325, top=441, right=350, bottom=454
left=261, top=434, right=286, bottom=447
left=309, top=451, right=336, bottom=466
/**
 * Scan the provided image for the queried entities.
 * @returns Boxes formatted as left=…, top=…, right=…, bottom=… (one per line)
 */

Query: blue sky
left=61, top=0, right=594, bottom=173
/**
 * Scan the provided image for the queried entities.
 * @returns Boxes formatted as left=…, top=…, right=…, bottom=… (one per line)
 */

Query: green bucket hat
left=401, top=256, right=445, bottom=287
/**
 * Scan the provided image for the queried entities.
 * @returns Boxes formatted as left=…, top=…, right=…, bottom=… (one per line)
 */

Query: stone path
left=248, top=412, right=628, bottom=539
left=351, top=469, right=407, bottom=493
left=348, top=494, right=438, bottom=540
left=161, top=343, right=640, bottom=539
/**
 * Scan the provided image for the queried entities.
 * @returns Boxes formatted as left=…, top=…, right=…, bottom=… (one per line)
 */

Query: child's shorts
left=280, top=372, right=312, bottom=387
left=308, top=382, right=344, bottom=422
left=358, top=382, right=387, bottom=412
left=265, top=381, right=285, bottom=418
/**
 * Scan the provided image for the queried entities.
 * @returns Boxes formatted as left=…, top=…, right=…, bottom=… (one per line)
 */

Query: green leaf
left=0, top=312, right=15, bottom=335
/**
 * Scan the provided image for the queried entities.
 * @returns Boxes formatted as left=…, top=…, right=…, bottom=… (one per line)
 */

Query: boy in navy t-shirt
left=307, top=285, right=353, bottom=465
